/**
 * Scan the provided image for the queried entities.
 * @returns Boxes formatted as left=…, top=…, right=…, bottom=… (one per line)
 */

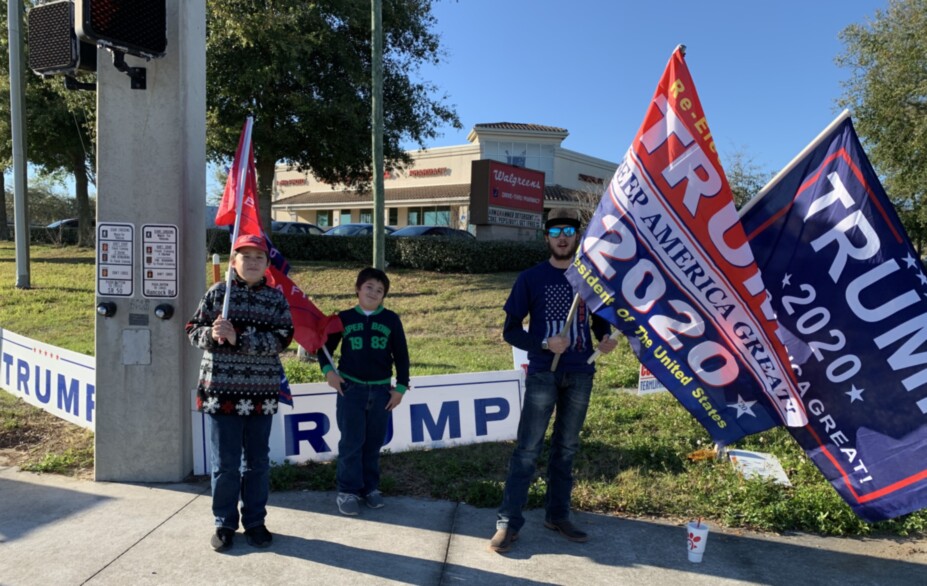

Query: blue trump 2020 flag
left=566, top=48, right=807, bottom=446
left=740, top=112, right=927, bottom=521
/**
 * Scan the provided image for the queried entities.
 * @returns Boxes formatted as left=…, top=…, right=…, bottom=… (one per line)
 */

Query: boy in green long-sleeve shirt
left=318, top=267, right=410, bottom=516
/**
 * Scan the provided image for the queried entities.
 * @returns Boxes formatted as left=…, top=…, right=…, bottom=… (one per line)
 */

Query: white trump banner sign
left=0, top=329, right=96, bottom=430
left=193, top=370, right=526, bottom=474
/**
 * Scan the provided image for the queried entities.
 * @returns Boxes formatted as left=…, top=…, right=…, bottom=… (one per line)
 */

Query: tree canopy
left=838, top=0, right=927, bottom=249
left=1, top=1, right=96, bottom=245
left=722, top=148, right=773, bottom=210
left=206, top=0, right=461, bottom=228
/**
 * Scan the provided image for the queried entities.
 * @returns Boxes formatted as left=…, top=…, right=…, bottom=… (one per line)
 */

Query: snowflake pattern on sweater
left=186, top=276, right=293, bottom=416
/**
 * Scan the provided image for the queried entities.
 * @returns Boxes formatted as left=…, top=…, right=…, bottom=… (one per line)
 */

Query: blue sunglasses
left=547, top=226, right=577, bottom=238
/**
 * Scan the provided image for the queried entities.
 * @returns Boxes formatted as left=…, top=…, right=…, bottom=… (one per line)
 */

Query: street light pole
left=371, top=0, right=385, bottom=270
left=8, top=0, right=30, bottom=288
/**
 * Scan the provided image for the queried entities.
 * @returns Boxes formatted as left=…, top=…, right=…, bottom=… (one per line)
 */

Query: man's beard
left=549, top=239, right=579, bottom=261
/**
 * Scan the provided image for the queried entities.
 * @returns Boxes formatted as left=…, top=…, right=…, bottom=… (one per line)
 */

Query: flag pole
left=551, top=293, right=581, bottom=371
left=739, top=110, right=851, bottom=217
left=221, top=116, right=255, bottom=319
left=321, top=345, right=340, bottom=378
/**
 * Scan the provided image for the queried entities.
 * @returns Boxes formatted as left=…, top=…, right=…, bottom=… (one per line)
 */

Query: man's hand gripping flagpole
left=586, top=334, right=610, bottom=365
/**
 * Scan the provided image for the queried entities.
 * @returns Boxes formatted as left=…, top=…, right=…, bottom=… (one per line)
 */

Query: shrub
left=208, top=230, right=550, bottom=273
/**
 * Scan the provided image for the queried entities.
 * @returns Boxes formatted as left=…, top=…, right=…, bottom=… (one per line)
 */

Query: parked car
left=389, top=225, right=475, bottom=239
left=323, top=223, right=396, bottom=236
left=47, top=218, right=94, bottom=229
left=271, top=220, right=325, bottom=235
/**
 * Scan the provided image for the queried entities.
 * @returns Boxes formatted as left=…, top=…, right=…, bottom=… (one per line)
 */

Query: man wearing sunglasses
left=490, top=208, right=618, bottom=554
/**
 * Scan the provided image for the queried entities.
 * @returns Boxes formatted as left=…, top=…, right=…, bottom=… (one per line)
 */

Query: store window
left=408, top=206, right=450, bottom=226
left=388, top=208, right=398, bottom=226
left=340, top=209, right=352, bottom=224
left=424, top=208, right=450, bottom=226
left=316, top=211, right=330, bottom=227
left=359, top=210, right=372, bottom=223
left=483, top=140, right=553, bottom=177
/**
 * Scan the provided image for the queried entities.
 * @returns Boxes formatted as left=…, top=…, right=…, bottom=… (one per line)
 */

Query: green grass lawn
left=2, top=241, right=926, bottom=538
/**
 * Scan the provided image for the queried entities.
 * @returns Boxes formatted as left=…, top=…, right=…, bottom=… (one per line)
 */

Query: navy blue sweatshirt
left=318, top=305, right=411, bottom=393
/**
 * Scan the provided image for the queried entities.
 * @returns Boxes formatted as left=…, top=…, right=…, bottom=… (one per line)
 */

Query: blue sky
left=13, top=1, right=888, bottom=199
left=407, top=0, right=887, bottom=173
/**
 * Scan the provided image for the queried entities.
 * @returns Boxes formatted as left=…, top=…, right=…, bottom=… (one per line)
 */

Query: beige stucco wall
left=270, top=126, right=618, bottom=233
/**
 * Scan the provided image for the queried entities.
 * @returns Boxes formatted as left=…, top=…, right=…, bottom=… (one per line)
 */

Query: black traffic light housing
left=75, top=0, right=167, bottom=60
left=27, top=1, right=97, bottom=77
left=27, top=0, right=167, bottom=90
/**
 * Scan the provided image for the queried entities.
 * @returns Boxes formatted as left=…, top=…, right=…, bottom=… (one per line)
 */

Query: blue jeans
left=497, top=371, right=594, bottom=531
left=336, top=382, right=392, bottom=496
left=207, top=413, right=273, bottom=530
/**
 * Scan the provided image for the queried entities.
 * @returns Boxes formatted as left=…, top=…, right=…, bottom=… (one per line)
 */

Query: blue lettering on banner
left=285, top=412, right=332, bottom=455
left=283, top=396, right=513, bottom=457
left=2, top=351, right=96, bottom=424
left=58, top=375, right=80, bottom=418
left=410, top=402, right=461, bottom=443
left=36, top=368, right=51, bottom=404
left=474, top=397, right=509, bottom=436
left=284, top=412, right=395, bottom=457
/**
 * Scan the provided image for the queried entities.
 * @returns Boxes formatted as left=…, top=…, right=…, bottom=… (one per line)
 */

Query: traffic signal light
left=75, top=0, right=167, bottom=59
left=27, top=0, right=97, bottom=76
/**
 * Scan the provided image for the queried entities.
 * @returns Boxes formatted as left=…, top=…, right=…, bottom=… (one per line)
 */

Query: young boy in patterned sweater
left=186, top=234, right=293, bottom=552
left=318, top=267, right=410, bottom=516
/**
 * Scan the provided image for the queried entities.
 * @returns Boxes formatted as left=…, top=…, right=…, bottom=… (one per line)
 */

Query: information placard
left=97, top=223, right=134, bottom=297
left=142, top=224, right=178, bottom=298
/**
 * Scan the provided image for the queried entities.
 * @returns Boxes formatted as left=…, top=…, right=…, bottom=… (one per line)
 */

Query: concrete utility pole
left=8, top=0, right=30, bottom=289
left=371, top=0, right=385, bottom=270
left=93, top=0, right=206, bottom=482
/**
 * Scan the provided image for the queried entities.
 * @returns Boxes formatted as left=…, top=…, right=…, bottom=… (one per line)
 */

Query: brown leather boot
left=544, top=519, right=589, bottom=543
left=488, top=527, right=519, bottom=553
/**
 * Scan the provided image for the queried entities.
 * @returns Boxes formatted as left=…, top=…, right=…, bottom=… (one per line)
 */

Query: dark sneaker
left=210, top=527, right=234, bottom=552
left=488, top=527, right=519, bottom=553
left=244, top=524, right=273, bottom=548
left=365, top=490, right=385, bottom=509
left=337, top=492, right=361, bottom=516
left=544, top=519, right=588, bottom=543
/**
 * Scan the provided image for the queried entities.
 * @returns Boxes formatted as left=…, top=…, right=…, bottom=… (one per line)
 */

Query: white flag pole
left=221, top=116, right=255, bottom=319
left=550, top=293, right=581, bottom=372
left=739, top=110, right=851, bottom=217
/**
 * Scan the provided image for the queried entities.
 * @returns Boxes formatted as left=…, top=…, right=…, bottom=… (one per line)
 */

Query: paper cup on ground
left=686, top=521, right=709, bottom=562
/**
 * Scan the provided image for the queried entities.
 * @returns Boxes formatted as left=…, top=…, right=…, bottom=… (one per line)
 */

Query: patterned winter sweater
left=186, top=276, right=293, bottom=416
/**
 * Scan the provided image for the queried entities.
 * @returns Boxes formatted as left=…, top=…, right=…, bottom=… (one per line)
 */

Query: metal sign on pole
left=8, top=0, right=30, bottom=289
left=371, top=0, right=385, bottom=270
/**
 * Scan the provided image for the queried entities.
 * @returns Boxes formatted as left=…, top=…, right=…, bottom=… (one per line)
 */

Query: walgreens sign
left=470, top=160, right=544, bottom=228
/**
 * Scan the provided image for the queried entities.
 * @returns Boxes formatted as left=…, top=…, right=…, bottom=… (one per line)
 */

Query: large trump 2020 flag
left=740, top=112, right=927, bottom=521
left=566, top=47, right=807, bottom=445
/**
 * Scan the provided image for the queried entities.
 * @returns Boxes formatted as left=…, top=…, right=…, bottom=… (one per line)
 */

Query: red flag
left=215, top=118, right=340, bottom=405
left=216, top=121, right=263, bottom=238
left=266, top=266, right=343, bottom=353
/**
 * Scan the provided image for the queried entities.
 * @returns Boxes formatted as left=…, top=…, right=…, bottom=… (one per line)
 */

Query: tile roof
left=275, top=184, right=471, bottom=206
left=474, top=122, right=569, bottom=134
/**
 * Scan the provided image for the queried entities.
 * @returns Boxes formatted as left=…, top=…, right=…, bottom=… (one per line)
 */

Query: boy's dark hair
left=355, top=267, right=390, bottom=297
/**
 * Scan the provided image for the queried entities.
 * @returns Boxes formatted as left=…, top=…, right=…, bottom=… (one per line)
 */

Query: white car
left=271, top=221, right=325, bottom=235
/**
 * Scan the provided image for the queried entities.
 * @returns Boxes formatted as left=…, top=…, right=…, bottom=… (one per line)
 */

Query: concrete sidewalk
left=1, top=467, right=926, bottom=585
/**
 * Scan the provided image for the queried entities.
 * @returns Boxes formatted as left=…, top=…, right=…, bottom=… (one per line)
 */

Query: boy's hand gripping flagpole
left=221, top=116, right=254, bottom=319
left=550, top=293, right=581, bottom=371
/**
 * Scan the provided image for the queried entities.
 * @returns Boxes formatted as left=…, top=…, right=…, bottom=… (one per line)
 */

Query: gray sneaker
left=337, top=492, right=361, bottom=516
left=365, top=490, right=385, bottom=509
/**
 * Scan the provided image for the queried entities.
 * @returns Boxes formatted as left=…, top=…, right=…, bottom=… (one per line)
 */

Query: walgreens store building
left=272, top=122, right=617, bottom=240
